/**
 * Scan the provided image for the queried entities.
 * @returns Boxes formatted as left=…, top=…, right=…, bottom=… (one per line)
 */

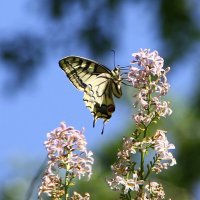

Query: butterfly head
left=111, top=67, right=122, bottom=98
left=111, top=67, right=121, bottom=83
left=112, top=67, right=120, bottom=75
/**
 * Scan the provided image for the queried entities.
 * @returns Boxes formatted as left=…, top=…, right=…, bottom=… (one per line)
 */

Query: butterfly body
left=59, top=56, right=122, bottom=129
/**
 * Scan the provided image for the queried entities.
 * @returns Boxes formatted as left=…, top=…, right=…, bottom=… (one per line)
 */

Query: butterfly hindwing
left=83, top=73, right=115, bottom=126
left=59, top=56, right=122, bottom=130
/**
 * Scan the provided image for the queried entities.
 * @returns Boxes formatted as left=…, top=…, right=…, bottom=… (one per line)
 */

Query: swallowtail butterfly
left=59, top=56, right=122, bottom=134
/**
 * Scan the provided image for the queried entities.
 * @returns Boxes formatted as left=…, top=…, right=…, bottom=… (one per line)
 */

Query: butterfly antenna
left=111, top=49, right=116, bottom=67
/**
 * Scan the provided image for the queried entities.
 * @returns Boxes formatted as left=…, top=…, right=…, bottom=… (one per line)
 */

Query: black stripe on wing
left=59, top=56, right=112, bottom=91
left=59, top=56, right=111, bottom=74
left=59, top=59, right=86, bottom=90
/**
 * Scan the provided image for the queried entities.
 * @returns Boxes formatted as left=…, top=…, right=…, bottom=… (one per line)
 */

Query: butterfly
left=59, top=56, right=122, bottom=134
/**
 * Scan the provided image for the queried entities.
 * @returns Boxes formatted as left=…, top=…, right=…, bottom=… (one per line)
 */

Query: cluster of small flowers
left=139, top=182, right=165, bottom=200
left=38, top=172, right=65, bottom=199
left=70, top=192, right=90, bottom=200
left=128, top=49, right=172, bottom=126
left=107, top=136, right=144, bottom=195
left=106, top=132, right=174, bottom=197
left=38, top=122, right=94, bottom=199
left=107, top=49, right=176, bottom=198
left=107, top=173, right=143, bottom=195
left=152, top=130, right=176, bottom=173
left=129, top=49, right=176, bottom=173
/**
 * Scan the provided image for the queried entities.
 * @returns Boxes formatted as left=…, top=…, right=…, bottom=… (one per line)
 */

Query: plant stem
left=64, top=172, right=68, bottom=200
left=140, top=150, right=145, bottom=180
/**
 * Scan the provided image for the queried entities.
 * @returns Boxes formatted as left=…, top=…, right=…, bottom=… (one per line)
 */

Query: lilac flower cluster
left=107, top=49, right=176, bottom=199
left=70, top=192, right=90, bottom=200
left=152, top=130, right=176, bottom=173
left=129, top=49, right=172, bottom=126
left=38, top=122, right=94, bottom=199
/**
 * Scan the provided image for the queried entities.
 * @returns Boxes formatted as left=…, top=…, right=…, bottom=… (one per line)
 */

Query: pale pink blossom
left=157, top=82, right=170, bottom=96
left=43, top=122, right=94, bottom=180
left=132, top=49, right=164, bottom=76
left=137, top=89, right=149, bottom=108
left=152, top=130, right=176, bottom=173
left=155, top=101, right=172, bottom=117
left=70, top=192, right=90, bottom=200
left=39, top=122, right=93, bottom=199
left=133, top=113, right=152, bottom=126
left=144, top=182, right=165, bottom=199
left=117, top=137, right=137, bottom=159
left=129, top=49, right=172, bottom=122
left=109, top=49, right=175, bottom=199
left=128, top=67, right=148, bottom=88
left=45, top=122, right=87, bottom=157
left=107, top=174, right=143, bottom=194
left=38, top=171, right=64, bottom=199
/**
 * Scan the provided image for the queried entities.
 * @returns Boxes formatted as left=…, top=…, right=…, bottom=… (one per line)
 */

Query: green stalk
left=64, top=171, right=69, bottom=200
left=140, top=75, right=152, bottom=192
left=64, top=171, right=73, bottom=200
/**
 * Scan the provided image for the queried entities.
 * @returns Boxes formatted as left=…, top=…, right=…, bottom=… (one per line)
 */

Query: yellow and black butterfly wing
left=59, top=56, right=111, bottom=91
left=83, top=73, right=116, bottom=127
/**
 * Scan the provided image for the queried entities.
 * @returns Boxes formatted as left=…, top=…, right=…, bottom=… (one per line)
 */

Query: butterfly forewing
left=59, top=56, right=111, bottom=91
left=59, top=56, right=122, bottom=131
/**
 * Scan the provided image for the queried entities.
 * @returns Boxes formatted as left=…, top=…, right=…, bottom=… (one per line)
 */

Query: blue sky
left=0, top=0, right=195, bottom=190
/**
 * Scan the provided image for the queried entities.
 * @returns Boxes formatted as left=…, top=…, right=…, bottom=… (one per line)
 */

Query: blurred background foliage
left=1, top=0, right=200, bottom=199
